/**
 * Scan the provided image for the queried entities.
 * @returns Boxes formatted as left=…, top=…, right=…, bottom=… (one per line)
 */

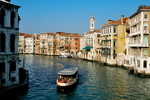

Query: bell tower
left=90, top=16, right=95, bottom=32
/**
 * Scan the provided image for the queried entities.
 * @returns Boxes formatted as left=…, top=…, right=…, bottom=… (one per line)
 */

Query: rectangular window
left=144, top=26, right=148, bottom=30
left=143, top=49, right=148, bottom=56
left=11, top=77, right=16, bottom=82
left=114, top=28, right=116, bottom=33
left=10, top=61, right=16, bottom=72
left=144, top=14, right=148, bottom=19
left=137, top=60, right=140, bottom=67
left=143, top=60, right=147, bottom=68
left=113, top=40, right=116, bottom=46
left=0, top=62, right=5, bottom=73
left=144, top=36, right=148, bottom=44
left=144, top=23, right=148, bottom=30
left=113, top=55, right=116, bottom=59
left=113, top=50, right=116, bottom=55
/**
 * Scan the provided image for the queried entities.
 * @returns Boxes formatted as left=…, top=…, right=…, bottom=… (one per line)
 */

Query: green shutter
left=144, top=49, right=148, bottom=56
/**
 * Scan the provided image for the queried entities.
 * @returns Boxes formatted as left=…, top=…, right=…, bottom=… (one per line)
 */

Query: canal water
left=18, top=55, right=150, bottom=100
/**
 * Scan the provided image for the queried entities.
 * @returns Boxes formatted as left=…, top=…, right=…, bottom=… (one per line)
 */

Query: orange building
left=55, top=32, right=81, bottom=56
left=34, top=35, right=40, bottom=54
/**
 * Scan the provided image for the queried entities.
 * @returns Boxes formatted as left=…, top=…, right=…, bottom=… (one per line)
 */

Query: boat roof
left=58, top=65, right=78, bottom=75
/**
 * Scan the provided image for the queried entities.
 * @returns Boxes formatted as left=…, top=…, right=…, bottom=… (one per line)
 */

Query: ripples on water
left=17, top=55, right=150, bottom=100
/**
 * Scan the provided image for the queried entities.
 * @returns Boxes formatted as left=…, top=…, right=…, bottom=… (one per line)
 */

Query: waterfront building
left=25, top=36, right=34, bottom=54
left=92, top=29, right=102, bottom=62
left=78, top=35, right=85, bottom=58
left=39, top=32, right=56, bottom=55
left=34, top=35, right=40, bottom=54
left=124, top=6, right=150, bottom=74
left=80, top=16, right=95, bottom=60
left=19, top=33, right=26, bottom=53
left=80, top=16, right=102, bottom=61
left=70, top=33, right=81, bottom=57
left=100, top=16, right=129, bottom=65
left=19, top=33, right=35, bottom=54
left=0, top=0, right=27, bottom=88
left=55, top=32, right=68, bottom=56
left=55, top=32, right=81, bottom=56
left=19, top=32, right=81, bottom=56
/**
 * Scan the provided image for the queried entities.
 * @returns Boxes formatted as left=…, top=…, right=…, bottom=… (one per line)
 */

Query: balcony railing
left=129, top=30, right=150, bottom=36
left=143, top=30, right=150, bottom=34
left=129, top=31, right=140, bottom=36
left=130, top=20, right=141, bottom=26
left=41, top=46, right=47, bottom=49
left=100, top=45, right=111, bottom=48
left=128, top=43, right=149, bottom=47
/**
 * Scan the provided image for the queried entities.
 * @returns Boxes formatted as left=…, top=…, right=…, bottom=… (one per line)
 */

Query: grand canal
left=18, top=55, right=150, bottom=100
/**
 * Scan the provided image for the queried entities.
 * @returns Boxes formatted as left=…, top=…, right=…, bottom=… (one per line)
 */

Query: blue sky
left=12, top=0, right=150, bottom=34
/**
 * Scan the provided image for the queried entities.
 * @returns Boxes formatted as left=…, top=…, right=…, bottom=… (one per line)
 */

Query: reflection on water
left=18, top=55, right=150, bottom=100
left=57, top=85, right=77, bottom=100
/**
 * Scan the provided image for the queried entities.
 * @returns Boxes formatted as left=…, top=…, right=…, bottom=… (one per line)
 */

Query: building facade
left=19, top=33, right=35, bottom=54
left=25, top=37, right=34, bottom=54
left=39, top=32, right=56, bottom=55
left=124, top=6, right=150, bottom=74
left=34, top=35, right=40, bottom=54
left=18, top=33, right=25, bottom=53
left=79, top=16, right=102, bottom=61
left=100, top=16, right=129, bottom=65
left=79, top=16, right=95, bottom=60
left=0, top=0, right=27, bottom=88
left=19, top=32, right=81, bottom=57
left=92, top=29, right=102, bottom=62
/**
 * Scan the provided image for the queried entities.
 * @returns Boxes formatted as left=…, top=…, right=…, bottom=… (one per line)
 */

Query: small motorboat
left=56, top=65, right=78, bottom=87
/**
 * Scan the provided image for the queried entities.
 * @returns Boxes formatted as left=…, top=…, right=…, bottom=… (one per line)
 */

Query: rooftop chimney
left=108, top=20, right=114, bottom=24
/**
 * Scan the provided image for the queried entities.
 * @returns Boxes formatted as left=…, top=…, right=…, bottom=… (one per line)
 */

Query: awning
left=82, top=47, right=93, bottom=50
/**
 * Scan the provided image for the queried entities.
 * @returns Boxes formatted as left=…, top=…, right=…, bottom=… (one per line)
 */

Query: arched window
left=0, top=33, right=6, bottom=52
left=11, top=11, right=15, bottom=27
left=10, top=34, right=15, bottom=52
left=0, top=9, right=5, bottom=27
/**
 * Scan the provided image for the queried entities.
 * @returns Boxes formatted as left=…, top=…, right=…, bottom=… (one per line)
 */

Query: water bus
left=56, top=65, right=78, bottom=87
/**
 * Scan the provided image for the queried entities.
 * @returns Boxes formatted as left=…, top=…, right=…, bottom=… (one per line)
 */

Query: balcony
left=143, top=30, right=150, bottom=35
left=143, top=18, right=149, bottom=21
left=94, top=45, right=101, bottom=48
left=128, top=43, right=149, bottom=47
left=100, top=45, right=111, bottom=48
left=41, top=46, right=47, bottom=49
left=129, top=31, right=140, bottom=37
left=130, top=20, right=141, bottom=26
